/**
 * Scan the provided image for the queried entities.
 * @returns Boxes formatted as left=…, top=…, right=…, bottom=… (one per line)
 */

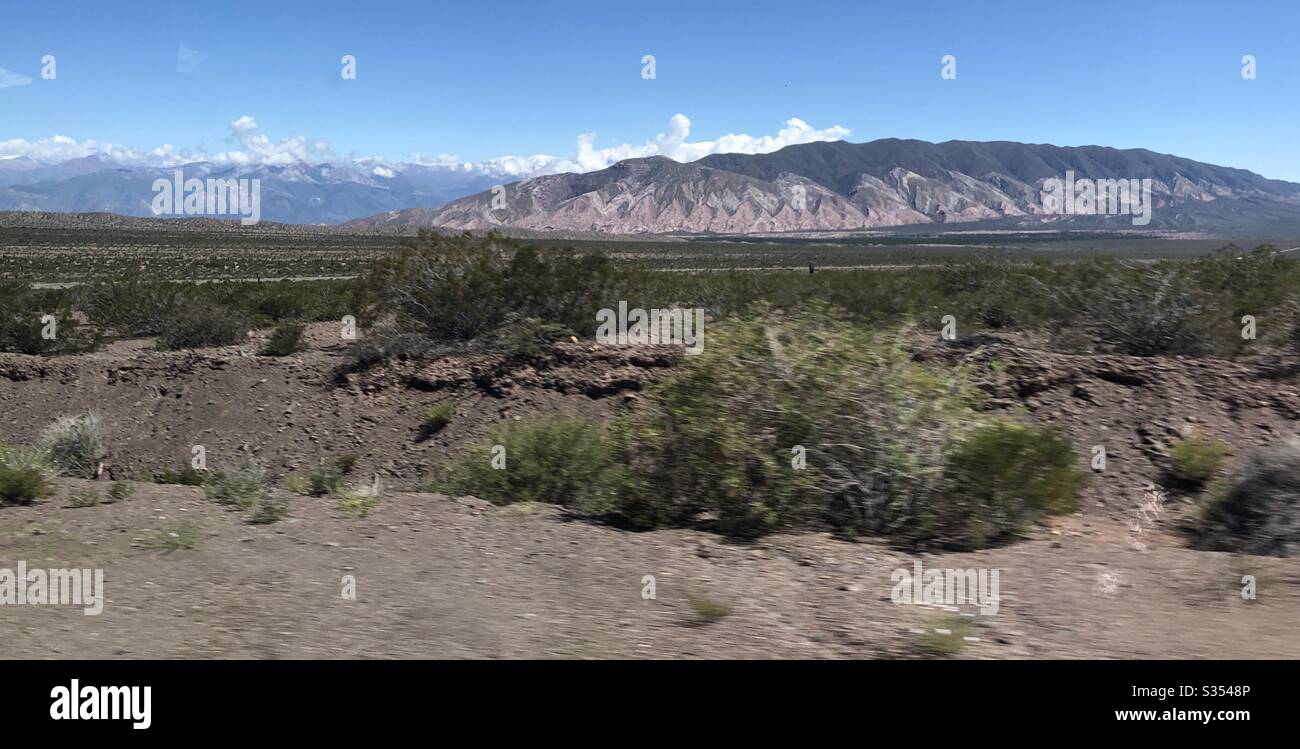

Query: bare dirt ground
left=0, top=325, right=679, bottom=485
left=2, top=324, right=1298, bottom=659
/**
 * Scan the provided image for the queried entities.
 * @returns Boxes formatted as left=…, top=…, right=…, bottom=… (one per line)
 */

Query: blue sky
left=2, top=0, right=1298, bottom=179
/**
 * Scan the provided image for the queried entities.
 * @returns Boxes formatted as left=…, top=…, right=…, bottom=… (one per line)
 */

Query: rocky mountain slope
left=350, top=139, right=1300, bottom=234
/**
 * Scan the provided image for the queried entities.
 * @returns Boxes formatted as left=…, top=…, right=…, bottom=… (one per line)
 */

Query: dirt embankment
left=918, top=333, right=1300, bottom=529
left=0, top=324, right=679, bottom=485
left=1, top=326, right=1298, bottom=659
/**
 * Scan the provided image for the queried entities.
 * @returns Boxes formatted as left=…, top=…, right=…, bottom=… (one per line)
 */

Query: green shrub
left=0, top=448, right=56, bottom=505
left=338, top=328, right=448, bottom=374
left=0, top=282, right=99, bottom=355
left=685, top=592, right=732, bottom=623
left=803, top=320, right=986, bottom=538
left=604, top=313, right=1083, bottom=544
left=1195, top=439, right=1300, bottom=557
left=0, top=445, right=60, bottom=480
left=1049, top=264, right=1210, bottom=356
left=938, top=253, right=1044, bottom=329
left=340, top=243, right=1300, bottom=365
left=146, top=519, right=201, bottom=552
left=77, top=279, right=184, bottom=337
left=916, top=614, right=974, bottom=657
left=422, top=402, right=455, bottom=435
left=78, top=279, right=356, bottom=336
left=39, top=414, right=106, bottom=479
left=156, top=302, right=249, bottom=350
left=227, top=280, right=356, bottom=325
left=203, top=463, right=265, bottom=509
left=358, top=231, right=625, bottom=344
left=1170, top=434, right=1230, bottom=485
left=108, top=481, right=134, bottom=502
left=293, top=455, right=360, bottom=496
left=247, top=285, right=308, bottom=323
left=483, top=317, right=575, bottom=357
left=0, top=468, right=54, bottom=505
left=0, top=310, right=97, bottom=355
left=260, top=321, right=306, bottom=356
left=305, top=463, right=345, bottom=496
left=337, top=488, right=381, bottom=518
left=156, top=465, right=205, bottom=485
left=334, top=453, right=360, bottom=475
left=69, top=489, right=100, bottom=508
left=1186, top=246, right=1300, bottom=355
left=605, top=318, right=806, bottom=536
left=428, top=416, right=620, bottom=512
left=250, top=495, right=289, bottom=524
left=935, top=422, right=1084, bottom=549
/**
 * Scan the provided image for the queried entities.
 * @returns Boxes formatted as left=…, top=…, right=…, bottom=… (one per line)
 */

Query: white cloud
left=410, top=153, right=463, bottom=167
left=671, top=116, right=851, bottom=162
left=474, top=153, right=561, bottom=177
left=0, top=113, right=850, bottom=177
left=0, top=68, right=34, bottom=89
left=0, top=135, right=136, bottom=161
left=455, top=114, right=850, bottom=178
left=211, top=115, right=334, bottom=166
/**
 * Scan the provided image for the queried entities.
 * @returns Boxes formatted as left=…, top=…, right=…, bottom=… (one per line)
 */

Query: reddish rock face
left=346, top=141, right=1300, bottom=235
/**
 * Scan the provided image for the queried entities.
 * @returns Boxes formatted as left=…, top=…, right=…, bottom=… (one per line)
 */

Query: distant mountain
left=351, top=156, right=874, bottom=234
left=348, top=139, right=1300, bottom=234
left=8, top=139, right=1300, bottom=232
left=0, top=158, right=501, bottom=224
left=0, top=155, right=134, bottom=187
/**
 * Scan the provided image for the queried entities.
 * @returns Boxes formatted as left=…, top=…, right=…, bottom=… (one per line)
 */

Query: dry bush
left=1196, top=439, right=1300, bottom=557
left=40, top=413, right=106, bottom=478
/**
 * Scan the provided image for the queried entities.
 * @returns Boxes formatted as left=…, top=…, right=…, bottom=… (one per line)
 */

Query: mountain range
left=0, top=155, right=501, bottom=225
left=347, top=139, right=1300, bottom=234
left=5, top=139, right=1300, bottom=234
